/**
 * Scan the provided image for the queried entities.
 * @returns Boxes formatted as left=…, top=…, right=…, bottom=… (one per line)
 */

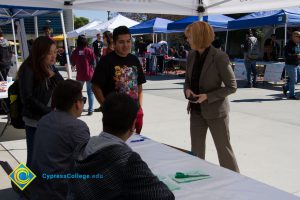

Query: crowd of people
left=2, top=19, right=299, bottom=199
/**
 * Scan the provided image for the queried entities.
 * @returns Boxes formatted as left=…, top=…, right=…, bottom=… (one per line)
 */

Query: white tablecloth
left=127, top=135, right=299, bottom=200
left=233, top=61, right=285, bottom=82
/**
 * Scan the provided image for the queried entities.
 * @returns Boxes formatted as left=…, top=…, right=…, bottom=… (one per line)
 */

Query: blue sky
left=74, top=10, right=108, bottom=22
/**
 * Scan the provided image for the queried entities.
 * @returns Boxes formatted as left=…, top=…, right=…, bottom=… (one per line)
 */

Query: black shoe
left=282, top=86, right=287, bottom=97
left=244, top=83, right=252, bottom=88
left=288, top=96, right=299, bottom=100
left=252, top=83, right=258, bottom=88
left=87, top=112, right=93, bottom=115
left=94, top=107, right=102, bottom=112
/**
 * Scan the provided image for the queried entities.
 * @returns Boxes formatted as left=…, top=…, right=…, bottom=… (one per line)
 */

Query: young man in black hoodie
left=283, top=31, right=300, bottom=99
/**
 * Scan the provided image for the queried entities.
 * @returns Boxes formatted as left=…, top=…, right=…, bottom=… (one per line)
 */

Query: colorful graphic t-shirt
left=92, top=51, right=146, bottom=101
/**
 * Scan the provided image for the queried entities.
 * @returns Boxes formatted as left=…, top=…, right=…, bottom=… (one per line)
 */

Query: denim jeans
left=80, top=81, right=94, bottom=112
left=25, top=126, right=37, bottom=167
left=244, top=60, right=257, bottom=85
left=284, top=65, right=300, bottom=97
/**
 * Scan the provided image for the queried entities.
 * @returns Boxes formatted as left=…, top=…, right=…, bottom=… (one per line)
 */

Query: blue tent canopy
left=167, top=15, right=234, bottom=32
left=129, top=17, right=173, bottom=34
left=228, top=8, right=300, bottom=30
left=0, top=5, right=61, bottom=25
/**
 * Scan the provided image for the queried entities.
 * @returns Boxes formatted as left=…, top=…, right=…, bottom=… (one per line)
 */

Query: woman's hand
left=47, top=68, right=55, bottom=77
left=194, top=94, right=208, bottom=103
left=185, top=89, right=195, bottom=98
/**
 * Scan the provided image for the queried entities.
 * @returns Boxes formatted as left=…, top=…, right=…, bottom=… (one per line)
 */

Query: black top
left=284, top=40, right=300, bottom=66
left=92, top=51, right=146, bottom=102
left=190, top=47, right=210, bottom=112
left=18, top=62, right=64, bottom=120
left=92, top=39, right=103, bottom=58
left=69, top=143, right=175, bottom=200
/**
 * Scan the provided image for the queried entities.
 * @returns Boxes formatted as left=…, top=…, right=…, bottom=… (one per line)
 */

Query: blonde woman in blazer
left=184, top=21, right=239, bottom=172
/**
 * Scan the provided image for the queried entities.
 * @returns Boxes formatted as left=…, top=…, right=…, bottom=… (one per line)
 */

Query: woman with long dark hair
left=102, top=31, right=114, bottom=56
left=18, top=36, right=63, bottom=166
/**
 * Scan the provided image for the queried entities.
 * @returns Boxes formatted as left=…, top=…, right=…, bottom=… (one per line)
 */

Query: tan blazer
left=184, top=46, right=237, bottom=119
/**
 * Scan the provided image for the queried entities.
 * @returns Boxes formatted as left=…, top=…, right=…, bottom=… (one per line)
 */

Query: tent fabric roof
left=1, top=1, right=300, bottom=16
left=167, top=15, right=234, bottom=32
left=0, top=5, right=61, bottom=25
left=228, top=8, right=300, bottom=30
left=67, top=20, right=103, bottom=38
left=82, top=14, right=139, bottom=37
left=129, top=18, right=173, bottom=34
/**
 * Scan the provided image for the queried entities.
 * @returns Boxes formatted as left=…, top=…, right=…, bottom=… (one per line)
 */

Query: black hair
left=77, top=34, right=88, bottom=48
left=52, top=79, right=83, bottom=111
left=102, top=93, right=139, bottom=135
left=113, top=26, right=131, bottom=43
left=43, top=26, right=51, bottom=32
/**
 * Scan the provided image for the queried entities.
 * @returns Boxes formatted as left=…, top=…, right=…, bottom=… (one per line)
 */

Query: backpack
left=247, top=37, right=259, bottom=60
left=8, top=80, right=25, bottom=129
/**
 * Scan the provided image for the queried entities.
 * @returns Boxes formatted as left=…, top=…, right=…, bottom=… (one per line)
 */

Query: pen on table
left=130, top=138, right=145, bottom=143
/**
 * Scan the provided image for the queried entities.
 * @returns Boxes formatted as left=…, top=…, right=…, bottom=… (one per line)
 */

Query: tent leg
left=284, top=23, right=287, bottom=46
left=11, top=19, right=19, bottom=70
left=225, top=30, right=228, bottom=53
left=155, top=34, right=157, bottom=43
left=34, top=16, right=39, bottom=38
left=60, top=11, right=72, bottom=79
left=152, top=34, right=154, bottom=43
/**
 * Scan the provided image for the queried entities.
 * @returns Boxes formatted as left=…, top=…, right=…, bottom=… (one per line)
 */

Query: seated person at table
left=29, top=79, right=90, bottom=200
left=69, top=93, right=174, bottom=200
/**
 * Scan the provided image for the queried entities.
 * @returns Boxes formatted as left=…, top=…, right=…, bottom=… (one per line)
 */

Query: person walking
left=71, top=35, right=96, bottom=115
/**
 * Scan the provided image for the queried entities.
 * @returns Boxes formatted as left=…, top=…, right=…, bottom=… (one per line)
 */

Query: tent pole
left=225, top=30, right=228, bottom=53
left=156, top=34, right=157, bottom=43
left=60, top=11, right=72, bottom=79
left=152, top=34, right=154, bottom=43
left=34, top=16, right=39, bottom=38
left=284, top=23, right=287, bottom=45
left=11, top=19, right=19, bottom=70
left=198, top=13, right=203, bottom=21
left=273, top=25, right=276, bottom=34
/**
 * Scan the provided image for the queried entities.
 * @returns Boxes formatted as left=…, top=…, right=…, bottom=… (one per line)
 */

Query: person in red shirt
left=71, top=35, right=96, bottom=115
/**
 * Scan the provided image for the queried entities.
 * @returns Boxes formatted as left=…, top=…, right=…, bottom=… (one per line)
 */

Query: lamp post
left=107, top=11, right=110, bottom=20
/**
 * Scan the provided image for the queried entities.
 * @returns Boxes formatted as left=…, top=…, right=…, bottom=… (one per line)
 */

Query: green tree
left=74, top=16, right=89, bottom=29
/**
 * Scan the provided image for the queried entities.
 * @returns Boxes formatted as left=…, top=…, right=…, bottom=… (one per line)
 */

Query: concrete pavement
left=1, top=74, right=300, bottom=198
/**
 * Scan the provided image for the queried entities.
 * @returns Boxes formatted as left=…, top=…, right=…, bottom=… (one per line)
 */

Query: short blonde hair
left=292, top=31, right=300, bottom=37
left=185, top=21, right=215, bottom=49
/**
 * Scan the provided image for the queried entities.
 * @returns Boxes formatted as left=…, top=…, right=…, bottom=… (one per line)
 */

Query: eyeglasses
left=80, top=97, right=87, bottom=104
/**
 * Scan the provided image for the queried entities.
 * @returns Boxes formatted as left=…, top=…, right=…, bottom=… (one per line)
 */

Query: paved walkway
left=1, top=74, right=300, bottom=198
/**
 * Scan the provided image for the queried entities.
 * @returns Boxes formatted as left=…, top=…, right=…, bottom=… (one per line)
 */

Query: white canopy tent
left=83, top=14, right=138, bottom=37
left=67, top=20, right=102, bottom=38
left=1, top=0, right=300, bottom=17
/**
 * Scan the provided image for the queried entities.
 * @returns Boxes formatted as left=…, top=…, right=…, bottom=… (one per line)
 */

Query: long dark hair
left=103, top=31, right=113, bottom=45
left=77, top=34, right=88, bottom=48
left=18, top=36, right=56, bottom=82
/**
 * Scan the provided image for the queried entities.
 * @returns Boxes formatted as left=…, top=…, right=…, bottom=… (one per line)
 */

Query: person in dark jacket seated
left=69, top=93, right=175, bottom=200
